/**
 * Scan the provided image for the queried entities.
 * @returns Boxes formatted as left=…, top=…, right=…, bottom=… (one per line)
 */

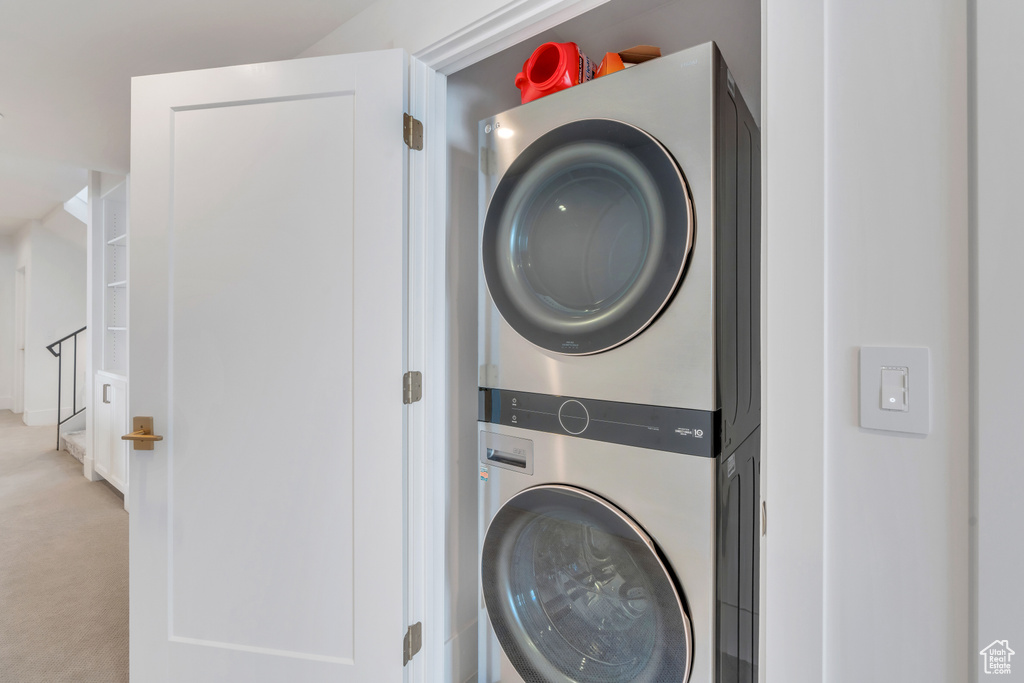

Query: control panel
left=479, top=388, right=720, bottom=457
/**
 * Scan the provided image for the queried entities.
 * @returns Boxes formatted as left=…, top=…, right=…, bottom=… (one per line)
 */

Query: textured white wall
left=975, top=1, right=1024, bottom=678
left=823, top=1, right=969, bottom=681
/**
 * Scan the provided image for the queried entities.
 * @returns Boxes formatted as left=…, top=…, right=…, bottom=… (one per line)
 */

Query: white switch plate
left=859, top=346, right=930, bottom=434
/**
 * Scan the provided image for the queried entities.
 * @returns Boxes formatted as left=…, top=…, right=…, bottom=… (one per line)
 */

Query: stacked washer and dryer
left=476, top=43, right=760, bottom=683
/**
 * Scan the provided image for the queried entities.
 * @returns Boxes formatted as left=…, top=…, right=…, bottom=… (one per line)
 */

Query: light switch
left=859, top=347, right=930, bottom=434
left=880, top=366, right=908, bottom=411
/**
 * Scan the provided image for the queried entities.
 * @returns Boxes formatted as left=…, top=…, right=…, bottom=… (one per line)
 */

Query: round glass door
left=482, top=119, right=694, bottom=355
left=481, top=485, right=692, bottom=683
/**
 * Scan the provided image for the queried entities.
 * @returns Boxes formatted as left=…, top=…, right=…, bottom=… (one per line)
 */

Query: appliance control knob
left=557, top=400, right=590, bottom=435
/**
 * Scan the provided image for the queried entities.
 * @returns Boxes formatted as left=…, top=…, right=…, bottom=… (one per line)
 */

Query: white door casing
left=129, top=50, right=409, bottom=682
left=14, top=266, right=25, bottom=415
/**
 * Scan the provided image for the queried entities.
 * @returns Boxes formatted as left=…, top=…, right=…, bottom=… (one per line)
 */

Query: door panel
left=169, top=95, right=357, bottom=659
left=94, top=374, right=128, bottom=492
left=93, top=379, right=111, bottom=478
left=107, top=379, right=127, bottom=492
left=94, top=374, right=128, bottom=491
left=129, top=50, right=408, bottom=682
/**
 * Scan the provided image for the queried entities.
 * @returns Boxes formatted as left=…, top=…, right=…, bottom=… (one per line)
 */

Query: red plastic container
left=515, top=42, right=595, bottom=104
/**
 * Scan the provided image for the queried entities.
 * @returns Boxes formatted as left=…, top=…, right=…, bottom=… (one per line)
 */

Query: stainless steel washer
left=477, top=421, right=760, bottom=683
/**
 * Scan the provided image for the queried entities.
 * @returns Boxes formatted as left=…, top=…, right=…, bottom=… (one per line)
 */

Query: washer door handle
left=486, top=447, right=527, bottom=469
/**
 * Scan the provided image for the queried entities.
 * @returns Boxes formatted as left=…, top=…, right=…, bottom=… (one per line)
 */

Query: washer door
left=482, top=119, right=694, bottom=355
left=481, top=485, right=692, bottom=683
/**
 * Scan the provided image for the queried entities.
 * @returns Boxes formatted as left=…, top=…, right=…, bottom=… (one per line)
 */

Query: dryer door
left=482, top=118, right=694, bottom=355
left=481, top=485, right=692, bottom=683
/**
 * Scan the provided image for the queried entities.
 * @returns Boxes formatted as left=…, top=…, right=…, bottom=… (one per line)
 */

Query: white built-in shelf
left=96, top=368, right=127, bottom=380
left=98, top=177, right=129, bottom=380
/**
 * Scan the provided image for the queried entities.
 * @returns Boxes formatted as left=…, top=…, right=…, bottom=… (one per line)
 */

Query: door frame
left=14, top=265, right=26, bottom=415
left=407, top=2, right=616, bottom=680
left=404, top=55, right=446, bottom=683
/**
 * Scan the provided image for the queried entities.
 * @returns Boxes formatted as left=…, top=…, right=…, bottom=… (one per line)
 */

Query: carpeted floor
left=0, top=410, right=128, bottom=682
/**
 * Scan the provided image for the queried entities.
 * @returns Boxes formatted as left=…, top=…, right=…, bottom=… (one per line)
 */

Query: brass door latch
left=122, top=416, right=164, bottom=451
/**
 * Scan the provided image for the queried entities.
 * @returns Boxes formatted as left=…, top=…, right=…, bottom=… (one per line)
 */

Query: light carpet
left=0, top=410, right=128, bottom=682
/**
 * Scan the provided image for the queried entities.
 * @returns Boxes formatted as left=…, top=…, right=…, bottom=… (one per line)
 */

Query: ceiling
left=0, top=0, right=375, bottom=234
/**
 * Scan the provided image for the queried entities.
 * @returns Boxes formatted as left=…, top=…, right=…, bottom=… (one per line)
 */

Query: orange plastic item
left=515, top=42, right=595, bottom=104
left=596, top=52, right=625, bottom=78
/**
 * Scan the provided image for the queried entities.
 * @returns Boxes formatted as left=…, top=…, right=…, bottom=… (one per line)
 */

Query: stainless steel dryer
left=476, top=42, right=761, bottom=683
left=478, top=41, right=760, bottom=455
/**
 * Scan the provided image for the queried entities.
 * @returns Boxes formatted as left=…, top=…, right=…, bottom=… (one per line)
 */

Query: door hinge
left=403, top=371, right=423, bottom=404
left=761, top=500, right=767, bottom=537
left=403, top=113, right=423, bottom=150
left=403, top=621, right=422, bottom=666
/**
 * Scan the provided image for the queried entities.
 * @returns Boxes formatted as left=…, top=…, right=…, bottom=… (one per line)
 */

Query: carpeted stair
left=61, top=430, right=87, bottom=464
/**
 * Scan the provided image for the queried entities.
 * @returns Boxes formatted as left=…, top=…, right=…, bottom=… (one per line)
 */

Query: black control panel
left=479, top=388, right=720, bottom=458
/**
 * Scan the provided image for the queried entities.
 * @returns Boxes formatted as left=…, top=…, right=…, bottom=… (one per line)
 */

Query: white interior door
left=129, top=50, right=409, bottom=683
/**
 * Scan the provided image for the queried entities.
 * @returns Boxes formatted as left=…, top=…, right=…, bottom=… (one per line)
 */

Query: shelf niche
left=100, top=181, right=128, bottom=377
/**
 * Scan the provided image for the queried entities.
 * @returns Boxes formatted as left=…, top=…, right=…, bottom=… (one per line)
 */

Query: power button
left=557, top=400, right=590, bottom=435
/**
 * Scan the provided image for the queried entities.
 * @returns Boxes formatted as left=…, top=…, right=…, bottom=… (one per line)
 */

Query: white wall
left=767, top=0, right=970, bottom=680
left=975, top=1, right=1023, bottom=679
left=17, top=210, right=87, bottom=426
left=0, top=237, right=15, bottom=410
left=822, top=2, right=969, bottom=682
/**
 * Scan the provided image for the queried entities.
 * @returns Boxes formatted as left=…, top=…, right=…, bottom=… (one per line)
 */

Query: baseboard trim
left=83, top=455, right=103, bottom=482
left=22, top=407, right=83, bottom=426
left=23, top=409, right=58, bottom=426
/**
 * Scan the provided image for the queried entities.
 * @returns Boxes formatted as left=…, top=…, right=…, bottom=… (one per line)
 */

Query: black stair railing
left=46, top=326, right=87, bottom=450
